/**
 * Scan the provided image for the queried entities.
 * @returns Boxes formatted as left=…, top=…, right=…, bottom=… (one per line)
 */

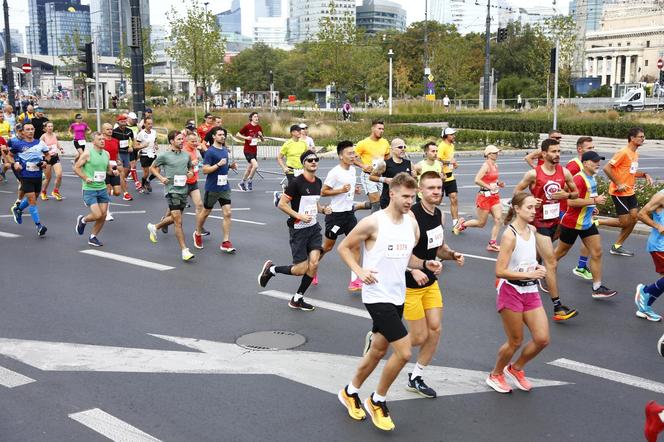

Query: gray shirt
left=152, top=149, right=192, bottom=195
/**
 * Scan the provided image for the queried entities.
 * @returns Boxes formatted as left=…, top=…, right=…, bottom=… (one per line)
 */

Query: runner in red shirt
left=102, top=123, right=122, bottom=221
left=514, top=138, right=579, bottom=322
left=235, top=112, right=264, bottom=191
left=197, top=113, right=214, bottom=143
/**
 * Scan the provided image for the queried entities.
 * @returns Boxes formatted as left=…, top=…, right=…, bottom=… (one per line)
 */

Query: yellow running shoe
left=363, top=397, right=395, bottom=431
left=338, top=387, right=366, bottom=421
left=147, top=223, right=158, bottom=243
left=40, top=191, right=48, bottom=201
left=51, top=191, right=63, bottom=201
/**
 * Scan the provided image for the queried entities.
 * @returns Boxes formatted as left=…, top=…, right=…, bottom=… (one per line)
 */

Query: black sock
left=275, top=265, right=292, bottom=275
left=297, top=274, right=314, bottom=295
left=551, top=297, right=562, bottom=309
left=370, top=202, right=381, bottom=213
left=148, top=174, right=156, bottom=181
left=141, top=177, right=147, bottom=186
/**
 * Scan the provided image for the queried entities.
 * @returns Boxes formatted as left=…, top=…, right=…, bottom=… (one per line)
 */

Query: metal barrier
left=39, top=99, right=82, bottom=109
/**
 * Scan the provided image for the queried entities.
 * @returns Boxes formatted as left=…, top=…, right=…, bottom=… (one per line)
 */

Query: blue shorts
left=83, top=189, right=110, bottom=206
left=119, top=151, right=130, bottom=168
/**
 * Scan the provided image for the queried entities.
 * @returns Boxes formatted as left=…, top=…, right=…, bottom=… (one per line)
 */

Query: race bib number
left=147, top=151, right=156, bottom=158
left=217, top=175, right=228, bottom=186
left=542, top=202, right=560, bottom=220
left=293, top=168, right=303, bottom=177
left=426, top=225, right=444, bottom=249
left=48, top=144, right=58, bottom=156
left=630, top=161, right=638, bottom=174
left=250, top=138, right=258, bottom=146
left=26, top=162, right=40, bottom=172
left=481, top=191, right=492, bottom=197
left=193, top=164, right=199, bottom=173
left=119, top=140, right=129, bottom=149
left=296, top=195, right=319, bottom=229
left=386, top=241, right=410, bottom=259
left=173, top=175, right=186, bottom=187
left=514, top=261, right=537, bottom=274
left=109, top=160, right=117, bottom=168
left=93, top=171, right=106, bottom=182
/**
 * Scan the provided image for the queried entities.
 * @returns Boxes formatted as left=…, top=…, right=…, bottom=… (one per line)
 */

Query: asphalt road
left=0, top=151, right=662, bottom=441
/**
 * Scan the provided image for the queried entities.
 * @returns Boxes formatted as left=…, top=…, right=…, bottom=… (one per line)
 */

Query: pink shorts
left=496, top=281, right=542, bottom=313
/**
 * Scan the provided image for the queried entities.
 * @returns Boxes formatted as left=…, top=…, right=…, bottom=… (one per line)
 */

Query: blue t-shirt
left=203, top=145, right=230, bottom=192
left=647, top=190, right=664, bottom=253
left=9, top=138, right=45, bottom=178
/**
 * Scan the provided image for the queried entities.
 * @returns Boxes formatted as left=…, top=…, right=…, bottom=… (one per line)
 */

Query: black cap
left=300, top=150, right=317, bottom=164
left=290, top=124, right=302, bottom=133
left=145, top=107, right=153, bottom=113
left=582, top=151, right=605, bottom=162
left=185, top=122, right=195, bottom=131
left=204, top=113, right=213, bottom=118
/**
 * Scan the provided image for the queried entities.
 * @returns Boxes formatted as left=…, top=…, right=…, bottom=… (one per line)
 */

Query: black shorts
left=139, top=155, right=155, bottom=168
left=46, top=155, right=60, bottom=166
left=443, top=179, right=458, bottom=196
left=187, top=181, right=199, bottom=194
left=612, top=195, right=638, bottom=216
left=324, top=211, right=358, bottom=240
left=244, top=152, right=257, bottom=163
left=365, top=303, right=407, bottom=343
left=20, top=177, right=42, bottom=194
left=536, top=225, right=559, bottom=240
left=559, top=224, right=599, bottom=245
left=73, top=140, right=86, bottom=150
left=289, top=224, right=323, bottom=263
left=166, top=193, right=187, bottom=211
left=105, top=174, right=121, bottom=186
left=286, top=173, right=295, bottom=185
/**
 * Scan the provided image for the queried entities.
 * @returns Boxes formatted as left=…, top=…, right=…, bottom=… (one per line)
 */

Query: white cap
left=442, top=127, right=457, bottom=137
left=128, top=112, right=137, bottom=120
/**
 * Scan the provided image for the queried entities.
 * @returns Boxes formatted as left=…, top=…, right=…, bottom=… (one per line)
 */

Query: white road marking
left=69, top=408, right=161, bottom=442
left=212, top=207, right=250, bottom=211
left=106, top=210, right=146, bottom=215
left=109, top=202, right=132, bottom=207
left=0, top=214, right=13, bottom=218
left=0, top=365, right=35, bottom=387
left=0, top=190, right=14, bottom=194
left=549, top=358, right=664, bottom=394
left=79, top=250, right=175, bottom=271
left=461, top=253, right=498, bottom=262
left=0, top=231, right=20, bottom=238
left=184, top=212, right=266, bottom=226
left=259, top=290, right=370, bottom=319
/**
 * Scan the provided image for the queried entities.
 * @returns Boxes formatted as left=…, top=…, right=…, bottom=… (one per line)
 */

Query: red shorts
left=476, top=193, right=500, bottom=211
left=496, top=281, right=542, bottom=313
left=651, top=252, right=664, bottom=274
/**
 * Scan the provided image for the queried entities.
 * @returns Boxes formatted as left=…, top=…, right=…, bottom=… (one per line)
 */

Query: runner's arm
left=73, top=151, right=91, bottom=181
left=638, top=193, right=664, bottom=232
left=276, top=151, right=288, bottom=173
left=321, top=184, right=348, bottom=197
left=524, top=150, right=541, bottom=169
left=512, top=169, right=536, bottom=195
left=338, top=216, right=378, bottom=281
left=473, top=162, right=490, bottom=188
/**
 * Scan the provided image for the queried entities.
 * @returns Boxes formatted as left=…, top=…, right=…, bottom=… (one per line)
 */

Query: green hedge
left=595, top=176, right=664, bottom=217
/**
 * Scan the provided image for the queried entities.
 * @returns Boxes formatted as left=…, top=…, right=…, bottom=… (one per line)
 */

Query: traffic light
left=494, top=70, right=501, bottom=82
left=550, top=47, right=557, bottom=73
left=660, top=70, right=664, bottom=85
left=497, top=28, right=508, bottom=43
left=78, top=42, right=94, bottom=78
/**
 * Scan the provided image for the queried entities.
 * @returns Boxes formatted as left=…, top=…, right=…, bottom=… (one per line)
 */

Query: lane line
left=79, top=250, right=175, bottom=271
left=461, top=253, right=497, bottom=262
left=212, top=207, right=250, bottom=211
left=259, top=290, right=370, bottom=319
left=106, top=210, right=146, bottom=215
left=109, top=202, right=132, bottom=207
left=69, top=408, right=162, bottom=442
left=184, top=212, right=266, bottom=226
left=0, top=365, right=35, bottom=387
left=0, top=231, right=20, bottom=238
left=0, top=190, right=14, bottom=194
left=548, top=358, right=664, bottom=394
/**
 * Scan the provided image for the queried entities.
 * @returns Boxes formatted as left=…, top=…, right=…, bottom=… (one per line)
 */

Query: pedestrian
left=235, top=112, right=264, bottom=191
left=635, top=190, right=664, bottom=322
left=39, top=121, right=64, bottom=201
left=443, top=94, right=450, bottom=111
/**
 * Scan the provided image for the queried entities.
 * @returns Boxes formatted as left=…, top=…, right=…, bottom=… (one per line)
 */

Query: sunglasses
left=304, top=158, right=320, bottom=163
left=552, top=136, right=562, bottom=140
left=395, top=145, right=406, bottom=149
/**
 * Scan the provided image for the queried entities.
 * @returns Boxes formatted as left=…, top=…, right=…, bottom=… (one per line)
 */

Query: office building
left=356, top=0, right=407, bottom=35
left=0, top=29, right=25, bottom=55
left=287, top=0, right=356, bottom=45
left=89, top=0, right=150, bottom=57
left=27, top=0, right=87, bottom=55
left=428, top=0, right=514, bottom=34
left=45, top=3, right=91, bottom=56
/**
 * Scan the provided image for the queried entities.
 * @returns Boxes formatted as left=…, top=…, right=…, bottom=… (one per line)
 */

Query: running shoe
left=486, top=373, right=512, bottom=393
left=237, top=181, right=247, bottom=192
left=537, top=278, right=549, bottom=293
left=258, top=259, right=274, bottom=287
left=220, top=241, right=236, bottom=254
left=122, top=192, right=133, bottom=201
left=592, top=285, right=617, bottom=300
left=288, top=297, right=315, bottom=311
left=247, top=180, right=253, bottom=191
left=363, top=331, right=373, bottom=356
left=145, top=181, right=153, bottom=193
left=406, top=374, right=437, bottom=398
left=181, top=248, right=195, bottom=261
left=503, top=364, right=532, bottom=392
left=273, top=191, right=281, bottom=208
left=486, top=241, right=500, bottom=252
left=147, top=223, right=158, bottom=243
left=452, top=218, right=466, bottom=235
left=36, top=224, right=47, bottom=237
left=363, top=397, right=395, bottom=431
left=553, top=304, right=578, bottom=321
left=40, top=191, right=48, bottom=201
left=572, top=266, right=593, bottom=280
left=134, top=181, right=142, bottom=191
left=51, top=190, right=62, bottom=201
left=338, top=387, right=366, bottom=421
left=75, top=215, right=86, bottom=235
left=88, top=236, right=103, bottom=247
left=645, top=401, right=664, bottom=442
left=610, top=245, right=634, bottom=257
left=160, top=216, right=168, bottom=234
left=312, top=274, right=318, bottom=286
left=105, top=212, right=114, bottom=221
left=200, top=228, right=210, bottom=236
left=635, top=284, right=662, bottom=322
left=11, top=205, right=22, bottom=224
left=193, top=231, right=203, bottom=249
left=348, top=278, right=363, bottom=292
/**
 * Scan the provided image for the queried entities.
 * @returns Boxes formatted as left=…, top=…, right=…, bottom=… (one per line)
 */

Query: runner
left=146, top=130, right=196, bottom=262
left=39, top=121, right=64, bottom=201
left=7, top=122, right=48, bottom=236
left=486, top=192, right=549, bottom=393
left=194, top=126, right=237, bottom=253
left=602, top=127, right=653, bottom=257
left=273, top=125, right=308, bottom=206
left=16, top=104, right=34, bottom=124
left=370, top=138, right=412, bottom=209
left=513, top=138, right=579, bottom=322
left=0, top=112, right=11, bottom=138
left=74, top=132, right=116, bottom=247
left=68, top=113, right=91, bottom=162
left=354, top=120, right=390, bottom=213
left=404, top=171, right=464, bottom=398
left=197, top=113, right=215, bottom=142
left=126, top=112, right=141, bottom=188
left=554, top=151, right=617, bottom=299
left=31, top=108, right=49, bottom=140
left=235, top=112, right=264, bottom=191
left=101, top=123, right=122, bottom=221
left=635, top=190, right=664, bottom=322
left=0, top=124, right=8, bottom=183
left=335, top=172, right=442, bottom=431
left=412, top=142, right=442, bottom=197
left=525, top=130, right=563, bottom=168
left=257, top=150, right=332, bottom=311
left=298, top=123, right=316, bottom=150
left=437, top=127, right=462, bottom=229
left=112, top=114, right=135, bottom=201
left=454, top=145, right=505, bottom=251
left=138, top=108, right=153, bottom=130
left=136, top=117, right=158, bottom=193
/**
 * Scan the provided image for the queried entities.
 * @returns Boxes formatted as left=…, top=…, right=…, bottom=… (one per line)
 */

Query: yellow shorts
left=404, top=281, right=443, bottom=321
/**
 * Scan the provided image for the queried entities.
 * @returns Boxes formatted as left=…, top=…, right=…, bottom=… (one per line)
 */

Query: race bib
left=147, top=151, right=156, bottom=158
left=26, top=162, right=40, bottom=172
left=193, top=164, right=199, bottom=173
left=250, top=138, right=258, bottom=146
left=48, top=144, right=58, bottom=156
left=426, top=225, right=444, bottom=249
left=109, top=160, right=117, bottom=168
left=481, top=190, right=492, bottom=197
left=173, top=175, right=186, bottom=186
left=346, top=190, right=354, bottom=200
left=514, top=261, right=537, bottom=274
left=217, top=175, right=228, bottom=186
left=119, top=140, right=129, bottom=149
left=386, top=241, right=410, bottom=259
left=293, top=168, right=303, bottom=177
left=93, top=171, right=106, bottom=182
left=296, top=195, right=319, bottom=229
left=542, top=202, right=560, bottom=220
left=630, top=161, right=638, bottom=174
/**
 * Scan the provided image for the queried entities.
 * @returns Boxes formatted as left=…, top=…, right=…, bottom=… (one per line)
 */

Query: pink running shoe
left=348, top=278, right=363, bottom=292
left=312, top=274, right=318, bottom=286
left=486, top=240, right=500, bottom=252
left=486, top=373, right=512, bottom=393
left=503, top=364, right=532, bottom=391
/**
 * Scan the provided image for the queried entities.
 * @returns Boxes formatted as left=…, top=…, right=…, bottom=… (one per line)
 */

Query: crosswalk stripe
left=0, top=231, right=20, bottom=238
left=259, top=290, right=370, bottom=319
left=69, top=408, right=162, bottom=442
left=79, top=250, right=175, bottom=271
left=0, top=365, right=35, bottom=387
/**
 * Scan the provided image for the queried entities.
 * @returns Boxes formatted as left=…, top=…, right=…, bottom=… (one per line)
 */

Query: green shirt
left=280, top=139, right=308, bottom=170
left=82, top=148, right=109, bottom=191
left=153, top=149, right=192, bottom=195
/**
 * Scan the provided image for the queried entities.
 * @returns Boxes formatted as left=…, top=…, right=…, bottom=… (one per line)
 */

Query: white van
left=613, top=87, right=645, bottom=112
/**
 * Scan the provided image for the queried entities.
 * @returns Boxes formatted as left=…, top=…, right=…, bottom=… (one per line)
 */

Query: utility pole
left=423, top=0, right=430, bottom=96
left=129, top=0, right=145, bottom=115
left=2, top=0, right=14, bottom=108
left=93, top=38, right=101, bottom=131
left=553, top=39, right=560, bottom=130
left=482, top=0, right=491, bottom=110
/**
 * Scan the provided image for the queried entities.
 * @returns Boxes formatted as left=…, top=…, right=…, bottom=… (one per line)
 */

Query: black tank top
left=406, top=203, right=443, bottom=289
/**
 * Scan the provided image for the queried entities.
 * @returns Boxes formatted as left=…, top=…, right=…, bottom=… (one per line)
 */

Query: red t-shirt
left=103, top=137, right=120, bottom=161
left=184, top=142, right=199, bottom=184
left=530, top=164, right=566, bottom=228
left=238, top=123, right=263, bottom=155
left=197, top=123, right=213, bottom=143
left=566, top=158, right=582, bottom=176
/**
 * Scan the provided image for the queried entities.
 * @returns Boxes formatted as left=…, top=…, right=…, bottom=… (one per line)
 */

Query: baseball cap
left=582, top=151, right=605, bottom=162
left=390, top=138, right=406, bottom=149
left=185, top=122, right=196, bottom=131
left=145, top=107, right=153, bottom=113
left=204, top=113, right=213, bottom=119
left=442, top=127, right=457, bottom=136
left=300, top=150, right=318, bottom=164
left=290, top=124, right=302, bottom=133
left=35, top=107, right=44, bottom=113
left=117, top=113, right=128, bottom=121
left=298, top=123, right=308, bottom=129
left=127, top=112, right=137, bottom=120
left=484, top=145, right=500, bottom=156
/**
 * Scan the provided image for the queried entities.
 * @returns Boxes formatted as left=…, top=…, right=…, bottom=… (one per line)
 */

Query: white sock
left=351, top=271, right=357, bottom=281
left=452, top=218, right=458, bottom=226
left=81, top=217, right=87, bottom=224
left=411, top=362, right=425, bottom=380
left=293, top=293, right=303, bottom=301
left=346, top=382, right=360, bottom=395
left=593, top=281, right=602, bottom=290
left=372, top=392, right=386, bottom=403
left=269, top=266, right=276, bottom=275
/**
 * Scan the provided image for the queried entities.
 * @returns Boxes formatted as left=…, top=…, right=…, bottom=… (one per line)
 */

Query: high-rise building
left=217, top=0, right=242, bottom=35
left=429, top=0, right=514, bottom=34
left=45, top=3, right=91, bottom=56
left=89, top=0, right=150, bottom=57
left=287, top=0, right=356, bottom=45
left=356, top=0, right=407, bottom=35
left=255, top=0, right=282, bottom=17
left=570, top=0, right=614, bottom=33
left=27, top=0, right=87, bottom=55
left=515, top=6, right=557, bottom=28
left=0, top=29, right=25, bottom=55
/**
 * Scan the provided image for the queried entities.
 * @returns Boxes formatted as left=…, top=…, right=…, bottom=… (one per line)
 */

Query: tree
left=218, top=43, right=288, bottom=92
left=167, top=1, right=225, bottom=104
left=58, top=30, right=86, bottom=77
left=115, top=26, right=156, bottom=77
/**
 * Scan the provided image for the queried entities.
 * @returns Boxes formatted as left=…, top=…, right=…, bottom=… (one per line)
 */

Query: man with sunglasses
left=370, top=138, right=412, bottom=209
left=258, top=151, right=332, bottom=311
left=197, top=113, right=215, bottom=144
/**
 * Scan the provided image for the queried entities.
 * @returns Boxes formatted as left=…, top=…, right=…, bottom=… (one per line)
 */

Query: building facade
left=570, top=0, right=613, bottom=33
left=28, top=0, right=87, bottom=55
left=0, top=30, right=25, bottom=55
left=89, top=0, right=150, bottom=57
left=428, top=0, right=513, bottom=34
left=287, top=0, right=356, bottom=45
left=217, top=0, right=243, bottom=35
left=45, top=3, right=91, bottom=56
left=356, top=0, right=407, bottom=36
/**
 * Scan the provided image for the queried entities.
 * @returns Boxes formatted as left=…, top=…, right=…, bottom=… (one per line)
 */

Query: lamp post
left=2, top=0, right=14, bottom=107
left=388, top=49, right=394, bottom=115
left=482, top=0, right=491, bottom=110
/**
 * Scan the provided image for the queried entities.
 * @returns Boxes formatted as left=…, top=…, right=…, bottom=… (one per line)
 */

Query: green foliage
left=115, top=26, right=156, bottom=77
left=583, top=85, right=613, bottom=98
left=218, top=43, right=288, bottom=92
left=497, top=75, right=543, bottom=100
left=595, top=177, right=664, bottom=217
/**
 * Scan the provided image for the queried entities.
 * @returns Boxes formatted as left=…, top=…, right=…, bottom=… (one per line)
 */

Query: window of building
left=647, top=41, right=651, bottom=48
left=627, top=42, right=630, bottom=46
left=645, top=60, right=649, bottom=66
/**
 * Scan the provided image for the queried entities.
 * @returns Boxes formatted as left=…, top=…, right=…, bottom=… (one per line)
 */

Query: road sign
left=658, top=59, right=663, bottom=70
left=21, top=64, right=31, bottom=74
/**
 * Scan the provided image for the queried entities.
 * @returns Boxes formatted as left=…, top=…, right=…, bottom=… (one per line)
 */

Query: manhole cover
left=235, top=331, right=306, bottom=351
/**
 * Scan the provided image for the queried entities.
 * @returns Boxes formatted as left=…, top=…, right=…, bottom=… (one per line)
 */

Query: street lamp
left=388, top=49, right=394, bottom=115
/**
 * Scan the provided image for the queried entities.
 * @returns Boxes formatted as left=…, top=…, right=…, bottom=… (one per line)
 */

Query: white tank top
left=361, top=210, right=416, bottom=305
left=500, top=224, right=539, bottom=294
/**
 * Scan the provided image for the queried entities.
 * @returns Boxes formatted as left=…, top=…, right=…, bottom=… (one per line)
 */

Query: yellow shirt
left=355, top=137, right=390, bottom=167
left=17, top=112, right=34, bottom=124
left=437, top=140, right=455, bottom=182
left=0, top=121, right=10, bottom=138
left=280, top=139, right=308, bottom=170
